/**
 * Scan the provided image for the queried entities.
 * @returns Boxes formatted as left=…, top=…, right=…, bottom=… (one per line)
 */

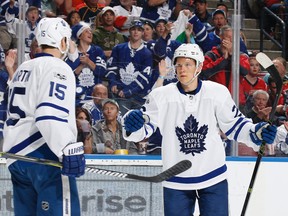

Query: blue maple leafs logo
left=175, top=115, right=208, bottom=156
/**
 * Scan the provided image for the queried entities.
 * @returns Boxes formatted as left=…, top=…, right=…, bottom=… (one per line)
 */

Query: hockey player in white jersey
left=3, top=17, right=85, bottom=216
left=122, top=43, right=277, bottom=216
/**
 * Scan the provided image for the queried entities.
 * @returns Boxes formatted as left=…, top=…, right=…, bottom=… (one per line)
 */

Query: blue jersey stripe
left=225, top=117, right=244, bottom=137
left=166, top=164, right=227, bottom=184
left=37, top=102, right=69, bottom=114
left=8, top=131, right=42, bottom=153
left=234, top=120, right=250, bottom=140
left=36, top=116, right=68, bottom=123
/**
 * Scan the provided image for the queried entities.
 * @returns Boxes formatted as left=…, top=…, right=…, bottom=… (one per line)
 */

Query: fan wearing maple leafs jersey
left=122, top=43, right=277, bottom=216
left=67, top=22, right=107, bottom=107
left=106, top=20, right=153, bottom=115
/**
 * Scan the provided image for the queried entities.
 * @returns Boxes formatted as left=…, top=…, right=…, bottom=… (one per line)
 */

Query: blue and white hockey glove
left=62, top=142, right=85, bottom=177
left=124, top=110, right=145, bottom=133
left=250, top=122, right=277, bottom=145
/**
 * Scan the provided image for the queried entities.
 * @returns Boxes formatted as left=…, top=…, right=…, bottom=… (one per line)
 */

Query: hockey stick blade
left=241, top=52, right=283, bottom=216
left=256, top=52, right=283, bottom=120
left=0, top=152, right=191, bottom=183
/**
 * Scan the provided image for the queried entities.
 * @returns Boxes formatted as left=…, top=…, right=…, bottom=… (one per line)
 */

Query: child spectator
left=241, top=55, right=268, bottom=114
left=5, top=5, right=40, bottom=53
left=66, top=10, right=81, bottom=27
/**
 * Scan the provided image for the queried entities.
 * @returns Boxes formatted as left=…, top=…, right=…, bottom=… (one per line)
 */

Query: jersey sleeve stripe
left=225, top=117, right=245, bottom=137
left=36, top=116, right=68, bottom=123
left=233, top=120, right=250, bottom=141
left=37, top=102, right=69, bottom=114
left=8, top=131, right=42, bottom=153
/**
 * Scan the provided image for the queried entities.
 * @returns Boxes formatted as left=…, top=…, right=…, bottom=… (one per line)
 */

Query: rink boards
left=0, top=155, right=288, bottom=216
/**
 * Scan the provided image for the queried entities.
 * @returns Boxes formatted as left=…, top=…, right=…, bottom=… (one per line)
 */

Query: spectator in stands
left=76, top=0, right=103, bottom=25
left=201, top=25, right=250, bottom=104
left=267, top=76, right=283, bottom=107
left=246, top=90, right=271, bottom=123
left=89, top=99, right=138, bottom=154
left=24, top=38, right=42, bottom=61
left=241, top=55, right=268, bottom=114
left=0, top=47, right=17, bottom=150
left=82, top=83, right=109, bottom=125
left=139, top=0, right=182, bottom=23
left=66, top=10, right=81, bottom=27
left=150, top=19, right=182, bottom=88
left=186, top=8, right=248, bottom=54
left=264, top=56, right=288, bottom=106
left=54, top=0, right=84, bottom=16
left=75, top=107, right=93, bottom=153
left=92, top=6, right=126, bottom=58
left=106, top=20, right=153, bottom=115
left=216, top=3, right=230, bottom=22
left=0, top=0, right=41, bottom=51
left=142, top=20, right=156, bottom=42
left=5, top=5, right=41, bottom=53
left=113, top=0, right=143, bottom=37
left=69, top=22, right=107, bottom=107
left=194, top=0, right=212, bottom=28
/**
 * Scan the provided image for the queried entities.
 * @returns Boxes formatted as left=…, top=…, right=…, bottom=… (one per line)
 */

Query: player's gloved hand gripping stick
left=241, top=52, right=282, bottom=216
left=62, top=142, right=86, bottom=177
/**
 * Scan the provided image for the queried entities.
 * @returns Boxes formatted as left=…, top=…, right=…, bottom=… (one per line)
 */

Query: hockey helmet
left=173, top=43, right=204, bottom=68
left=36, top=17, right=71, bottom=54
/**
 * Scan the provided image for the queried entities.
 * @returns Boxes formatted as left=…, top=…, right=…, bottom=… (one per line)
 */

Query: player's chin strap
left=182, top=70, right=201, bottom=86
left=59, top=38, right=70, bottom=60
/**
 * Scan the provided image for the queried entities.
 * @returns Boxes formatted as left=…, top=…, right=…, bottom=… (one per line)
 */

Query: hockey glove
left=124, top=110, right=145, bottom=133
left=250, top=122, right=277, bottom=145
left=62, top=142, right=86, bottom=177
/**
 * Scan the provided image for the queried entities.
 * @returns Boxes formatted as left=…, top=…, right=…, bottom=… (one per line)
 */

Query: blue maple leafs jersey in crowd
left=3, top=53, right=78, bottom=166
left=66, top=45, right=107, bottom=106
left=124, top=80, right=259, bottom=190
left=0, top=69, right=8, bottom=139
left=106, top=42, right=153, bottom=102
left=150, top=36, right=181, bottom=87
left=140, top=0, right=177, bottom=23
left=82, top=101, right=103, bottom=126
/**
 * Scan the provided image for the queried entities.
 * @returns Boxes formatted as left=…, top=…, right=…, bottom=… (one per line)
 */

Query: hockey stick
left=0, top=152, right=192, bottom=183
left=240, top=52, right=283, bottom=216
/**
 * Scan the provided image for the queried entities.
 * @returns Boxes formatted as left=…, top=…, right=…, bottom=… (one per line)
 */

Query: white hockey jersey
left=3, top=54, right=77, bottom=166
left=124, top=80, right=259, bottom=190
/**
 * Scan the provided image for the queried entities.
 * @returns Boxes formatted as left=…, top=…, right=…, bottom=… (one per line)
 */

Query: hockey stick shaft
left=0, top=152, right=192, bottom=183
left=240, top=52, right=283, bottom=216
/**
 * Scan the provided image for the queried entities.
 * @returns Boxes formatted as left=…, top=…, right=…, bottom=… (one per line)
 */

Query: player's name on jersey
left=12, top=70, right=31, bottom=83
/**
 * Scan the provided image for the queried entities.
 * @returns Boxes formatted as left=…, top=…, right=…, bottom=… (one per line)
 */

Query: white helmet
left=173, top=44, right=204, bottom=68
left=36, top=17, right=71, bottom=55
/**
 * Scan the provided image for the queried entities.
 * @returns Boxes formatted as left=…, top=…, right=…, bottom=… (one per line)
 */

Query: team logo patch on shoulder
left=175, top=115, right=208, bottom=156
left=54, top=72, right=67, bottom=80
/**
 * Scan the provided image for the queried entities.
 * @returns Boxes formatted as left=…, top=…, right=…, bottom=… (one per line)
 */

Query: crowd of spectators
left=1, top=0, right=288, bottom=156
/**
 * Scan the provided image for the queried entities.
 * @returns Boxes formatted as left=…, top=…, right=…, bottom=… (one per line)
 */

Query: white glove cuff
left=63, top=142, right=84, bottom=156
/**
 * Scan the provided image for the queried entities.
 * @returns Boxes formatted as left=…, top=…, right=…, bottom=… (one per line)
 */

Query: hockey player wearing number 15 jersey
left=123, top=43, right=277, bottom=216
left=3, top=18, right=85, bottom=216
